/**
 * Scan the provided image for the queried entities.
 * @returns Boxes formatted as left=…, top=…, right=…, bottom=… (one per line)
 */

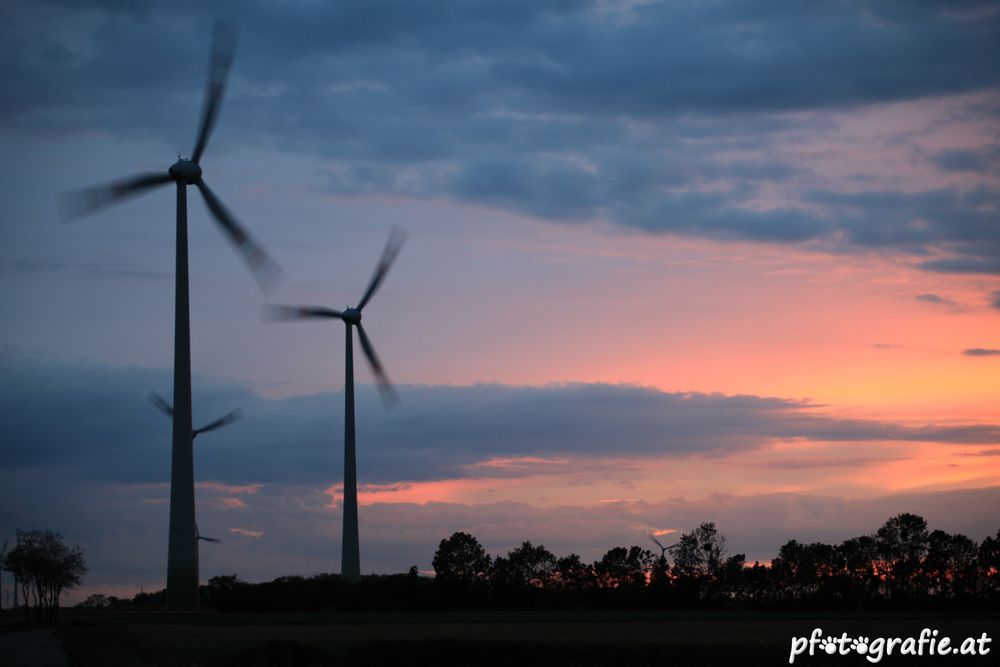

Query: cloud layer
left=3, top=0, right=999, bottom=281
left=3, top=353, right=998, bottom=488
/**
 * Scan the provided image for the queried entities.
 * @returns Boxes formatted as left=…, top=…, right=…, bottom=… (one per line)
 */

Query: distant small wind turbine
left=648, top=532, right=678, bottom=560
left=148, top=391, right=243, bottom=440
left=60, top=20, right=282, bottom=610
left=265, top=227, right=406, bottom=580
left=148, top=391, right=238, bottom=560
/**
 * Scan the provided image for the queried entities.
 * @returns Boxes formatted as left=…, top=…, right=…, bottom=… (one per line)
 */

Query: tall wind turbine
left=266, top=228, right=406, bottom=580
left=60, top=21, right=282, bottom=609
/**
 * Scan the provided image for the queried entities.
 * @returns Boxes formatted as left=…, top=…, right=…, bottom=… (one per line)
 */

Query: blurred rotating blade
left=191, top=20, right=239, bottom=164
left=194, top=408, right=243, bottom=435
left=147, top=391, right=174, bottom=418
left=58, top=172, right=172, bottom=221
left=196, top=179, right=285, bottom=293
left=356, top=323, right=398, bottom=408
left=196, top=524, right=221, bottom=543
left=263, top=304, right=344, bottom=321
left=357, top=226, right=407, bottom=311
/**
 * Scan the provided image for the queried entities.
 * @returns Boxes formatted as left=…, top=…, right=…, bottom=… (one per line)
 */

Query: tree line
left=428, top=514, right=1000, bottom=610
left=146, top=512, right=1000, bottom=612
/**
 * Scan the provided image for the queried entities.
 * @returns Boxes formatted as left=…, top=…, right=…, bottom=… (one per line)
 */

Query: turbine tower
left=60, top=22, right=282, bottom=609
left=266, top=227, right=406, bottom=580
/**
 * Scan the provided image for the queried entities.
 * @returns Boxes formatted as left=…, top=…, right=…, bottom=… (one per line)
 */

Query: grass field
left=32, top=609, right=997, bottom=666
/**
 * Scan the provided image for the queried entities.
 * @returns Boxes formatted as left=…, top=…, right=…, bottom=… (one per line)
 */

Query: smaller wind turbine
left=149, top=391, right=238, bottom=550
left=147, top=391, right=242, bottom=439
left=265, top=227, right=406, bottom=579
left=648, top=532, right=678, bottom=560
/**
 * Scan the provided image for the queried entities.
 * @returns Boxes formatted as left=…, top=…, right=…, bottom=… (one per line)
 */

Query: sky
left=0, top=0, right=998, bottom=603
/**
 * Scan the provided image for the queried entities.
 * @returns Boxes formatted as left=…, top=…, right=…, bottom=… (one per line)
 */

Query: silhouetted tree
left=771, top=541, right=839, bottom=604
left=876, top=513, right=929, bottom=601
left=433, top=532, right=492, bottom=582
left=77, top=593, right=123, bottom=609
left=432, top=531, right=491, bottom=607
left=555, top=553, right=597, bottom=592
left=836, top=535, right=879, bottom=605
left=649, top=553, right=671, bottom=595
left=504, top=541, right=557, bottom=589
left=921, top=530, right=978, bottom=601
left=718, top=553, right=747, bottom=603
left=594, top=546, right=654, bottom=589
left=2, top=529, right=86, bottom=622
left=978, top=530, right=1000, bottom=599
left=743, top=561, right=772, bottom=606
left=672, top=522, right=726, bottom=603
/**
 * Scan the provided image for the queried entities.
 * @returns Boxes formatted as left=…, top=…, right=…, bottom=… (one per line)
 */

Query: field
left=36, top=609, right=998, bottom=666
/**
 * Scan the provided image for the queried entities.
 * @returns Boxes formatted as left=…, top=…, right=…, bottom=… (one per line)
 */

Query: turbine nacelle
left=342, top=308, right=361, bottom=325
left=169, top=159, right=203, bottom=185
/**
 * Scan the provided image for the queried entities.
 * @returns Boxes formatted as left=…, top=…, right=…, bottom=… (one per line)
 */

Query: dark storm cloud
left=2, top=355, right=998, bottom=487
left=2, top=1, right=999, bottom=273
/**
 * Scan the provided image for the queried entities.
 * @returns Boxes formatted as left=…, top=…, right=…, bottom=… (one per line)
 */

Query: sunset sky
left=1, top=0, right=998, bottom=602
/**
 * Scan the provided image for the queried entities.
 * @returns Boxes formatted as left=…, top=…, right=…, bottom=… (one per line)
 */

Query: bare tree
left=2, top=530, right=87, bottom=622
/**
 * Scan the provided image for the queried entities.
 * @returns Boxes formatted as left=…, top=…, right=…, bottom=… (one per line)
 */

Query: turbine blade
left=262, top=304, right=343, bottom=321
left=58, top=172, right=172, bottom=221
left=196, top=180, right=285, bottom=293
left=194, top=408, right=243, bottom=435
left=356, top=226, right=407, bottom=311
left=356, top=323, right=399, bottom=408
left=195, top=524, right=221, bottom=543
left=147, top=391, right=174, bottom=418
left=191, top=20, right=239, bottom=164
left=647, top=533, right=665, bottom=551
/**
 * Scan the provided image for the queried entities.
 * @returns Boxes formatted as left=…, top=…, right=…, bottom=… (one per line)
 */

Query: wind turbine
left=266, top=227, right=406, bottom=580
left=648, top=532, right=678, bottom=560
left=147, top=391, right=239, bottom=572
left=60, top=21, right=282, bottom=609
left=147, top=391, right=243, bottom=440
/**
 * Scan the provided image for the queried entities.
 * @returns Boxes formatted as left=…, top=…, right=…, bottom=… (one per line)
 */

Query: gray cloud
left=2, top=0, right=999, bottom=281
left=962, top=348, right=1000, bottom=357
left=992, top=291, right=1000, bottom=310
left=932, top=145, right=1000, bottom=173
left=3, top=354, right=998, bottom=488
left=915, top=293, right=955, bottom=306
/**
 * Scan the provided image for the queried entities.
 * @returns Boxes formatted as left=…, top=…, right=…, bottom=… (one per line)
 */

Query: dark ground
left=1, top=609, right=994, bottom=666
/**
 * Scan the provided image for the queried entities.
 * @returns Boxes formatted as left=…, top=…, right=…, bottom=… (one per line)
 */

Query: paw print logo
left=851, top=637, right=870, bottom=655
left=819, top=636, right=838, bottom=655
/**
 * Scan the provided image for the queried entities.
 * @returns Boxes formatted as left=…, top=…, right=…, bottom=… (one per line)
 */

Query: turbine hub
left=169, top=159, right=202, bottom=185
left=343, top=308, right=361, bottom=325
